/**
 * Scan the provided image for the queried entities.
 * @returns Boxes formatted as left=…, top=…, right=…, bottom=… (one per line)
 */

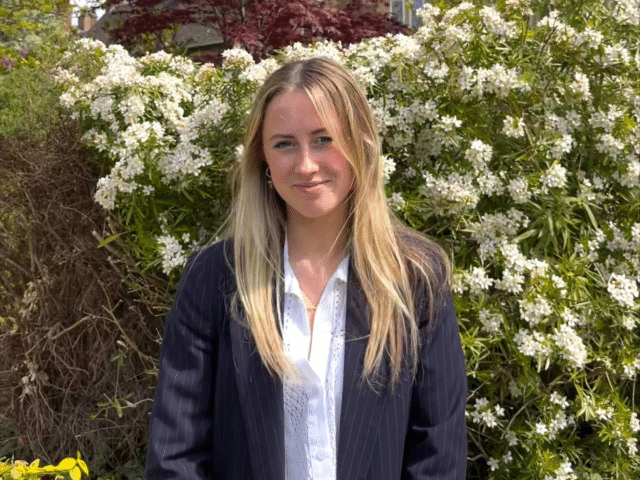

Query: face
left=262, top=89, right=354, bottom=225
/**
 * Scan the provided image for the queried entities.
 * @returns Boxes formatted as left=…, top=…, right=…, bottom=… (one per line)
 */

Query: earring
left=265, top=167, right=273, bottom=188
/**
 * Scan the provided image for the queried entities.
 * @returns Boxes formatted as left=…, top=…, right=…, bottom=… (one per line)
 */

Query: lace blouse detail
left=282, top=238, right=348, bottom=480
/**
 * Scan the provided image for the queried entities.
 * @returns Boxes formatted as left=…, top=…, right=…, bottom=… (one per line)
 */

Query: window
left=389, top=0, right=424, bottom=29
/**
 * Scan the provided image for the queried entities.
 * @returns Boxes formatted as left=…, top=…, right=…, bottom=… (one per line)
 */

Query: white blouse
left=282, top=237, right=349, bottom=480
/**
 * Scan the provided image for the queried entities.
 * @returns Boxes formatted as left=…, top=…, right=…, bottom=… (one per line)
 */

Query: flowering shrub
left=0, top=454, right=88, bottom=479
left=56, top=0, right=640, bottom=477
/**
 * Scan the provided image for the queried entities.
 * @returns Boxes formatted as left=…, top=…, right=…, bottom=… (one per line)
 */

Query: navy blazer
left=146, top=239, right=467, bottom=479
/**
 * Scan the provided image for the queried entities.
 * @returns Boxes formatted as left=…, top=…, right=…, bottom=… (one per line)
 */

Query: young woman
left=146, top=57, right=467, bottom=480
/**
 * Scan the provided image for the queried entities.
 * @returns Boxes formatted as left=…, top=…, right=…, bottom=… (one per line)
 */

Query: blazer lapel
left=336, top=264, right=389, bottom=480
left=230, top=317, right=285, bottom=480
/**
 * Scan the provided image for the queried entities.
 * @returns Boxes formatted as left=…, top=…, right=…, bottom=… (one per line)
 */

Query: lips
left=295, top=181, right=328, bottom=188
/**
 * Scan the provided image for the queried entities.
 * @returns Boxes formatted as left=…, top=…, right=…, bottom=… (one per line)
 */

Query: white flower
left=479, top=6, right=517, bottom=38
left=622, top=315, right=637, bottom=331
left=439, top=114, right=462, bottom=132
left=549, top=134, right=574, bottom=160
left=527, top=258, right=549, bottom=277
left=382, top=156, right=396, bottom=183
left=628, top=438, right=638, bottom=456
left=507, top=178, right=530, bottom=203
left=540, top=162, right=568, bottom=190
left=602, top=43, right=631, bottom=66
left=572, top=27, right=603, bottom=49
left=465, top=267, right=494, bottom=294
left=487, top=457, right=499, bottom=471
left=503, top=115, right=525, bottom=137
left=631, top=413, right=640, bottom=433
left=157, top=234, right=188, bottom=275
left=120, top=94, right=146, bottom=125
left=550, top=392, right=570, bottom=409
left=464, top=139, right=493, bottom=171
left=535, top=422, right=548, bottom=435
left=505, top=430, right=518, bottom=446
left=569, top=71, right=591, bottom=101
left=514, top=329, right=551, bottom=358
left=614, top=0, right=640, bottom=26
left=607, top=273, right=639, bottom=308
left=508, top=381, right=522, bottom=400
left=415, top=3, right=441, bottom=26
left=387, top=192, right=406, bottom=210
left=90, top=95, right=115, bottom=121
left=548, top=411, right=573, bottom=439
left=239, top=63, right=270, bottom=84
left=546, top=460, right=577, bottom=480
left=494, top=268, right=525, bottom=294
left=479, top=309, right=503, bottom=334
left=469, top=397, right=502, bottom=428
left=519, top=296, right=552, bottom=325
left=596, top=133, right=626, bottom=159
left=552, top=275, right=567, bottom=292
left=421, top=171, right=480, bottom=215
left=596, top=406, right=613, bottom=421
left=560, top=308, right=583, bottom=327
left=620, top=155, right=640, bottom=187
left=551, top=324, right=588, bottom=368
left=221, top=48, right=254, bottom=69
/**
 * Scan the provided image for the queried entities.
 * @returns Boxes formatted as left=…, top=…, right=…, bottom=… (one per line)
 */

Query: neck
left=286, top=211, right=348, bottom=269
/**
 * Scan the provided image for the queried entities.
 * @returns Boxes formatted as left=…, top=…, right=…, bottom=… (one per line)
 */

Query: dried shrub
left=0, top=119, right=166, bottom=476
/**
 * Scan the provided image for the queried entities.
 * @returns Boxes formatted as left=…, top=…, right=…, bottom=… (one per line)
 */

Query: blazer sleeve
left=401, top=287, right=468, bottom=479
left=146, top=246, right=224, bottom=480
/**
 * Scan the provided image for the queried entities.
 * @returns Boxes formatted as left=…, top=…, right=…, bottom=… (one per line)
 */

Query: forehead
left=262, top=89, right=341, bottom=134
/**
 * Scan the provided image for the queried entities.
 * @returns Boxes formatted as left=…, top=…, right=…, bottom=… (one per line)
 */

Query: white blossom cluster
left=478, top=309, right=503, bottom=334
left=502, top=115, right=525, bottom=138
left=468, top=397, right=505, bottom=429
left=539, top=162, right=568, bottom=191
left=537, top=410, right=574, bottom=441
left=56, top=39, right=233, bottom=211
left=607, top=273, right=639, bottom=308
left=464, top=139, right=492, bottom=171
left=421, top=171, right=479, bottom=215
left=156, top=234, right=188, bottom=275
left=543, top=460, right=577, bottom=480
left=519, top=296, right=552, bottom=326
left=550, top=324, right=588, bottom=368
left=459, top=64, right=528, bottom=100
left=463, top=267, right=494, bottom=295
left=514, top=328, right=551, bottom=359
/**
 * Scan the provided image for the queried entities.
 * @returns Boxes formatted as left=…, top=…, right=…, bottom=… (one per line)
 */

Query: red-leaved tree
left=103, top=0, right=408, bottom=60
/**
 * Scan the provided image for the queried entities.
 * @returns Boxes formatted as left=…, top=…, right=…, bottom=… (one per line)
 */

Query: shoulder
left=395, top=227, right=449, bottom=289
left=176, top=237, right=235, bottom=296
left=394, top=227, right=452, bottom=331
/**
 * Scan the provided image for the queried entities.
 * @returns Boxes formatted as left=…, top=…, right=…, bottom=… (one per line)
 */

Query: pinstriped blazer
left=145, top=239, right=467, bottom=480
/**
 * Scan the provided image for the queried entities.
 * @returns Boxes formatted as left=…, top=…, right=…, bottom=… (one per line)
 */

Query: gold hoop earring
left=265, top=167, right=273, bottom=188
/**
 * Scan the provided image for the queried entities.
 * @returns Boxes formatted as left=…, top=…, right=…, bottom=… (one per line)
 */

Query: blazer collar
left=230, top=258, right=389, bottom=480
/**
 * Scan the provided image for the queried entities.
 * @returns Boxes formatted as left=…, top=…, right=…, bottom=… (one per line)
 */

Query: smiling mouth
left=295, top=181, right=327, bottom=188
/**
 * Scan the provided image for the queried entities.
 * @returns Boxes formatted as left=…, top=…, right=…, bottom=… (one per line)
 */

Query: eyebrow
left=268, top=128, right=327, bottom=141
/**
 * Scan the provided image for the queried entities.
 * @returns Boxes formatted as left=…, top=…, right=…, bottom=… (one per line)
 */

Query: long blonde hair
left=225, top=57, right=450, bottom=394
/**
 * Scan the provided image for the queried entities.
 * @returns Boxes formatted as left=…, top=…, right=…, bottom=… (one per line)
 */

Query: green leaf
left=97, top=231, right=129, bottom=248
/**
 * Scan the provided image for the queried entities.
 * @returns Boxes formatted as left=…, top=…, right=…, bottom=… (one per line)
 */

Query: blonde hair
left=225, top=57, right=450, bottom=394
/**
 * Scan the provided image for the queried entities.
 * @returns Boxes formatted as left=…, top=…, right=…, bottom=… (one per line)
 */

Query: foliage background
left=2, top=0, right=640, bottom=479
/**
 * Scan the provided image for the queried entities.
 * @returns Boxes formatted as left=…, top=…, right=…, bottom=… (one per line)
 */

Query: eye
left=274, top=140, right=293, bottom=149
left=316, top=136, right=332, bottom=146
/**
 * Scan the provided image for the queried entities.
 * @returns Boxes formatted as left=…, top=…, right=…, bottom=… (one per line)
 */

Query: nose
left=295, top=146, right=320, bottom=175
